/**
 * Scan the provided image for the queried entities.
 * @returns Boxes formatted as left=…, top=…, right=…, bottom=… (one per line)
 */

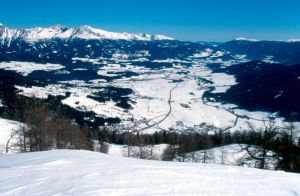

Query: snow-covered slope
left=0, top=150, right=299, bottom=195
left=0, top=118, right=22, bottom=154
left=0, top=24, right=174, bottom=44
left=175, top=144, right=278, bottom=169
left=75, top=25, right=174, bottom=41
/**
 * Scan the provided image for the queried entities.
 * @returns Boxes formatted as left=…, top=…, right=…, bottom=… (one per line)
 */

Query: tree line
left=90, top=122, right=300, bottom=172
left=3, top=96, right=92, bottom=152
left=2, top=95, right=300, bottom=173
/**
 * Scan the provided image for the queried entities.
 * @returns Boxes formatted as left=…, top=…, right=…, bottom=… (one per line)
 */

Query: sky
left=1, top=0, right=300, bottom=41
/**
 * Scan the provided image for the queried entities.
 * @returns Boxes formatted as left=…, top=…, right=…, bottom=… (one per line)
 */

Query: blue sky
left=1, top=0, right=300, bottom=41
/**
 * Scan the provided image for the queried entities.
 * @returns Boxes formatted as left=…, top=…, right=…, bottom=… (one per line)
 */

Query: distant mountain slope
left=205, top=61, right=300, bottom=119
left=218, top=40, right=300, bottom=64
left=0, top=150, right=299, bottom=195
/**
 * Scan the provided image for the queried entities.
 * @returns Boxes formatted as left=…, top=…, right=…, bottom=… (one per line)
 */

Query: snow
left=0, top=26, right=23, bottom=46
left=0, top=118, right=22, bottom=154
left=61, top=94, right=127, bottom=119
left=287, top=39, right=300, bottom=42
left=99, top=143, right=279, bottom=169
left=0, top=150, right=299, bottom=195
left=15, top=85, right=67, bottom=99
left=0, top=24, right=174, bottom=42
left=274, top=93, right=283, bottom=99
left=263, top=55, right=278, bottom=64
left=4, top=45, right=290, bottom=135
left=23, top=26, right=76, bottom=42
left=108, top=64, right=242, bottom=133
left=235, top=37, right=260, bottom=42
left=73, top=68, right=88, bottom=71
left=112, top=52, right=130, bottom=60
left=72, top=57, right=104, bottom=65
left=175, top=144, right=278, bottom=169
left=94, top=143, right=169, bottom=160
left=190, top=49, right=226, bottom=59
left=210, top=72, right=237, bottom=93
left=190, top=48, right=213, bottom=58
left=12, top=58, right=289, bottom=134
left=0, top=61, right=64, bottom=76
left=212, top=51, right=225, bottom=57
left=152, top=58, right=188, bottom=63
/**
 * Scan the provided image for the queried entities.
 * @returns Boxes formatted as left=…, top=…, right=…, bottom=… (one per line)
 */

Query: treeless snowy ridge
left=0, top=150, right=299, bottom=196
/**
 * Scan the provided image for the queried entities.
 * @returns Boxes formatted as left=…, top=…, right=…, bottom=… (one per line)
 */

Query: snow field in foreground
left=0, top=150, right=299, bottom=196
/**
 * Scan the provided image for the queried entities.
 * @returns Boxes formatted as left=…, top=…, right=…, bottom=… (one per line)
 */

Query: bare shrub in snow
left=100, top=142, right=109, bottom=154
left=241, top=121, right=280, bottom=169
left=162, top=145, right=176, bottom=161
left=13, top=97, right=91, bottom=152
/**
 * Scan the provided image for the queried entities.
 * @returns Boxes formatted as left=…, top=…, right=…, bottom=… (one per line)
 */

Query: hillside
left=0, top=150, right=299, bottom=195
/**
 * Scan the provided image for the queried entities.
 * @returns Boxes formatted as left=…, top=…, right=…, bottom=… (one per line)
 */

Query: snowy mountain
left=0, top=150, right=299, bottom=195
left=234, top=37, right=260, bottom=42
left=0, top=24, right=174, bottom=45
left=75, top=25, right=174, bottom=41
left=234, top=37, right=300, bottom=42
left=287, top=39, right=300, bottom=42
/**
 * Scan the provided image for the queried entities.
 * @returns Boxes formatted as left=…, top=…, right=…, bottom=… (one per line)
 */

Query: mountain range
left=0, top=24, right=174, bottom=45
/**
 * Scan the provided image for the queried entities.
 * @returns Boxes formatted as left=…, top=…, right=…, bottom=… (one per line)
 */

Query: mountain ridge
left=1, top=23, right=300, bottom=44
left=0, top=24, right=174, bottom=44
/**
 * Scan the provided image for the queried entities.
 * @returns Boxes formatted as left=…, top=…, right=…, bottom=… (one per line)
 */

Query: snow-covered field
left=4, top=47, right=292, bottom=135
left=0, top=61, right=64, bottom=76
left=0, top=150, right=299, bottom=195
left=13, top=58, right=289, bottom=134
left=95, top=142, right=169, bottom=160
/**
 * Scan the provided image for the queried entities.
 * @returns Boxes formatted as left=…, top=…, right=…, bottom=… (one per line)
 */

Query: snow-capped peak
left=287, top=39, right=300, bottom=42
left=23, top=25, right=76, bottom=42
left=154, top=34, right=173, bottom=40
left=0, top=24, right=175, bottom=44
left=76, top=25, right=174, bottom=41
left=235, top=37, right=259, bottom=42
left=235, top=37, right=300, bottom=43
